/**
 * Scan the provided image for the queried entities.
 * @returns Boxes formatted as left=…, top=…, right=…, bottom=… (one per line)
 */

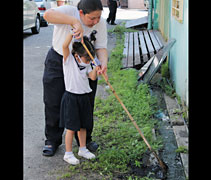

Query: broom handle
left=81, top=41, right=152, bottom=150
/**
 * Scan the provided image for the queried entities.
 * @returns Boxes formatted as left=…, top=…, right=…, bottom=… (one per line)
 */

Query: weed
left=175, top=146, right=188, bottom=154
left=57, top=173, right=71, bottom=179
left=127, top=176, right=153, bottom=180
left=161, top=58, right=170, bottom=79
left=158, top=77, right=176, bottom=98
left=135, top=160, right=141, bottom=168
left=108, top=23, right=138, bottom=34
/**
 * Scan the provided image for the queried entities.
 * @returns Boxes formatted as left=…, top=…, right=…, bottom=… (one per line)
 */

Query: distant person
left=57, top=0, right=65, bottom=7
left=60, top=32, right=100, bottom=165
left=106, top=0, right=120, bottom=25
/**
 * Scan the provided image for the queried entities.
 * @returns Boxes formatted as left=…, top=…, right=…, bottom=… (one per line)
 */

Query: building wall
left=169, top=0, right=189, bottom=106
left=102, top=0, right=145, bottom=8
left=153, top=0, right=159, bottom=29
left=128, top=0, right=145, bottom=9
left=153, top=0, right=170, bottom=41
left=101, top=0, right=107, bottom=6
left=120, top=0, right=128, bottom=7
left=101, top=0, right=128, bottom=7
left=154, top=0, right=189, bottom=106
left=160, top=0, right=170, bottom=41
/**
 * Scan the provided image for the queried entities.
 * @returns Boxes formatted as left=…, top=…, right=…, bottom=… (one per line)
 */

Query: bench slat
left=127, top=32, right=134, bottom=67
left=138, top=31, right=148, bottom=63
left=143, top=30, right=154, bottom=58
left=148, top=30, right=162, bottom=52
left=122, top=32, right=129, bottom=68
left=153, top=30, right=165, bottom=47
left=134, top=32, right=141, bottom=66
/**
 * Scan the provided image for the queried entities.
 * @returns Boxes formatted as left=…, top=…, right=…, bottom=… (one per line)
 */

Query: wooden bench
left=138, top=38, right=176, bottom=83
left=122, top=30, right=164, bottom=69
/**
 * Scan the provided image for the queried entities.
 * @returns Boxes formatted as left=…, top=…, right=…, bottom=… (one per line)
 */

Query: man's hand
left=96, top=48, right=108, bottom=81
left=72, top=19, right=84, bottom=42
left=98, top=63, right=108, bottom=81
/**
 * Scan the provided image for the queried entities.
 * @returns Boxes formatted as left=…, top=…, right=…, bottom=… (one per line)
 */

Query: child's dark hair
left=77, top=0, right=103, bottom=14
left=72, top=36, right=95, bottom=60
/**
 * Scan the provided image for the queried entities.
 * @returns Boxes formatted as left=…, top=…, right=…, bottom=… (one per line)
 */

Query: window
left=172, top=0, right=183, bottom=23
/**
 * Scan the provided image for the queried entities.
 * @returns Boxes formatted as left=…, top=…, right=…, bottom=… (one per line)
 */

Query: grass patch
left=175, top=146, right=188, bottom=154
left=90, top=31, right=162, bottom=178
left=58, top=24, right=162, bottom=180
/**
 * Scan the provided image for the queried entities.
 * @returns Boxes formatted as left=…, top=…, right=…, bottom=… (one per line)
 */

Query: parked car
left=34, top=0, right=51, bottom=26
left=23, top=0, right=41, bottom=34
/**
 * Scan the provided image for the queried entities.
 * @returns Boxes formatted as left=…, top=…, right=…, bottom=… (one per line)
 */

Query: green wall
left=169, top=0, right=189, bottom=106
left=153, top=0, right=189, bottom=106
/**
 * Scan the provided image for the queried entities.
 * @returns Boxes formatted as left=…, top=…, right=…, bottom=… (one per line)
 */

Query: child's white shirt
left=63, top=54, right=93, bottom=94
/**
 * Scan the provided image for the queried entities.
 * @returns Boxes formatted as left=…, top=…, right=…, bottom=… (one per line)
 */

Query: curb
left=163, top=93, right=188, bottom=178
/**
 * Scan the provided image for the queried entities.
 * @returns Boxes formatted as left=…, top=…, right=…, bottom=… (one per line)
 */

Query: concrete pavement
left=101, top=7, right=147, bottom=22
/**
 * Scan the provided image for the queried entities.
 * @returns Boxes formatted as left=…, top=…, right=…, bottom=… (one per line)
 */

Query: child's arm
left=62, top=32, right=73, bottom=61
left=88, top=66, right=100, bottom=81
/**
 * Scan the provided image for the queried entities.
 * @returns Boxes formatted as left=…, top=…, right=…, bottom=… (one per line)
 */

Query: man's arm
left=43, top=9, right=83, bottom=39
left=96, top=48, right=108, bottom=80
left=44, top=9, right=77, bottom=26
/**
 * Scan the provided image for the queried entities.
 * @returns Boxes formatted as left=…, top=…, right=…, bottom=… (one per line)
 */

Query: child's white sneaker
left=63, top=153, right=80, bottom=165
left=78, top=147, right=96, bottom=159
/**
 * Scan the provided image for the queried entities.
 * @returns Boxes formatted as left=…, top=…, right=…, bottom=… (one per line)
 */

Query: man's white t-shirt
left=52, top=5, right=107, bottom=55
left=63, top=54, right=93, bottom=94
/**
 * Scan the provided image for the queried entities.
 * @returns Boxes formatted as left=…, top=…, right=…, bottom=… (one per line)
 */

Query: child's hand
left=95, top=66, right=101, bottom=75
left=95, top=66, right=108, bottom=81
left=95, top=66, right=102, bottom=76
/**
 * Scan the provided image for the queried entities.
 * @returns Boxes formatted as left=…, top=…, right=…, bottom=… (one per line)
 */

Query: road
left=23, top=7, right=148, bottom=180
left=24, top=24, right=69, bottom=180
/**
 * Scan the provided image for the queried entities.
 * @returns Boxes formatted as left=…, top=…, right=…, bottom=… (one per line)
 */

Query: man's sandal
left=42, top=145, right=56, bottom=156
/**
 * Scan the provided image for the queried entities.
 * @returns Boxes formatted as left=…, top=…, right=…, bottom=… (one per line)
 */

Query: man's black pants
left=107, top=1, right=117, bottom=24
left=43, top=47, right=97, bottom=147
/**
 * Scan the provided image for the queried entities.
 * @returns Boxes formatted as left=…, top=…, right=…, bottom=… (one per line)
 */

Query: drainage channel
left=150, top=86, right=187, bottom=180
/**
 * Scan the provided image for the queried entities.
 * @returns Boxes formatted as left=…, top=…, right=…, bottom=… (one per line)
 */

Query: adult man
left=42, top=0, right=108, bottom=156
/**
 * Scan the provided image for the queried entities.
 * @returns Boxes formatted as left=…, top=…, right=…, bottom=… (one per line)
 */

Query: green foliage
left=161, top=59, right=170, bottom=79
left=57, top=173, right=71, bottom=179
left=108, top=23, right=138, bottom=34
left=89, top=27, right=161, bottom=178
left=127, top=176, right=153, bottom=180
left=59, top=24, right=162, bottom=180
left=158, top=78, right=176, bottom=98
left=175, top=146, right=188, bottom=154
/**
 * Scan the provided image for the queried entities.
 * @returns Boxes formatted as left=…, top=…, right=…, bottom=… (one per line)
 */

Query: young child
left=60, top=32, right=100, bottom=165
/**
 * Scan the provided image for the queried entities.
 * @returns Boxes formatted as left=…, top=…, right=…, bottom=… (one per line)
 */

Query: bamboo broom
left=81, top=41, right=167, bottom=171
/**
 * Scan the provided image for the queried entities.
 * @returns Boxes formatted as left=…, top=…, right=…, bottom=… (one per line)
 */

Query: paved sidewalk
left=102, top=7, right=148, bottom=24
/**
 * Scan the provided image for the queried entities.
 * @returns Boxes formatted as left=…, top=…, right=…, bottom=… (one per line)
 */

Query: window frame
left=172, top=0, right=184, bottom=23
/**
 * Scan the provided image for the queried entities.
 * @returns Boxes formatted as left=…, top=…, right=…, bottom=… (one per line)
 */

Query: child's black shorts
left=60, top=91, right=93, bottom=131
